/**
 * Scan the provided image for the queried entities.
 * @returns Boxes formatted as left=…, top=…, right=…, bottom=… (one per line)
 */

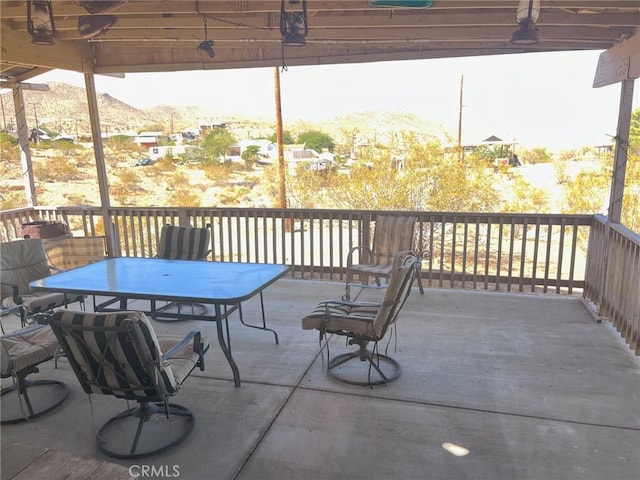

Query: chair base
left=153, top=302, right=208, bottom=321
left=328, top=350, right=402, bottom=387
left=96, top=401, right=194, bottom=459
left=1, top=379, right=70, bottom=425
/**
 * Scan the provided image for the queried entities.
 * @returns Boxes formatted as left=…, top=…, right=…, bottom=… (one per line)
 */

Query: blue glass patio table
left=30, top=257, right=290, bottom=387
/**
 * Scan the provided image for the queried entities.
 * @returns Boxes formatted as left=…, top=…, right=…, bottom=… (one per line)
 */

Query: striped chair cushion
left=43, top=236, right=107, bottom=271
left=302, top=302, right=379, bottom=338
left=50, top=310, right=178, bottom=400
left=157, top=225, right=211, bottom=260
left=303, top=255, right=419, bottom=340
left=348, top=216, right=417, bottom=281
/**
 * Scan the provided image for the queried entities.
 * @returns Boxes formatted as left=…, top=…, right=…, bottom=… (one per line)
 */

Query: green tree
left=241, top=144, right=262, bottom=169
left=297, top=130, right=335, bottom=153
left=139, top=123, right=165, bottom=133
left=201, top=129, right=237, bottom=164
left=268, top=130, right=295, bottom=144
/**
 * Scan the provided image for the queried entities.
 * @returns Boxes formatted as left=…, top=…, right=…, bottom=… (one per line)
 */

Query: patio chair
left=302, top=252, right=420, bottom=386
left=0, top=239, right=86, bottom=333
left=49, top=309, right=210, bottom=459
left=156, top=224, right=211, bottom=261
left=344, top=214, right=423, bottom=301
left=43, top=235, right=108, bottom=272
left=153, top=224, right=212, bottom=320
left=1, top=323, right=70, bottom=424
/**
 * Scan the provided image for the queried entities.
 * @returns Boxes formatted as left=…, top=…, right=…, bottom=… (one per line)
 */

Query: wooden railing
left=585, top=215, right=640, bottom=354
left=4, top=206, right=638, bottom=353
left=1, top=206, right=592, bottom=293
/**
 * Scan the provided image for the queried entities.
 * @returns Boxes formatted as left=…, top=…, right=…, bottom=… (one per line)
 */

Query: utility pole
left=457, top=75, right=464, bottom=161
left=33, top=104, right=40, bottom=143
left=274, top=67, right=286, bottom=210
left=0, top=93, right=7, bottom=132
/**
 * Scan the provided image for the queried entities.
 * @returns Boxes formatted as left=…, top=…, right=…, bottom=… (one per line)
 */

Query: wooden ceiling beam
left=33, top=10, right=640, bottom=32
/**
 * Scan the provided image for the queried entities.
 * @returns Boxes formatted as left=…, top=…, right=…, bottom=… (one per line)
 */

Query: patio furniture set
left=1, top=216, right=422, bottom=458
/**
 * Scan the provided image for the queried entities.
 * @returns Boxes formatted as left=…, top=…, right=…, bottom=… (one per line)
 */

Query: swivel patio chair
left=153, top=224, right=212, bottom=320
left=0, top=238, right=86, bottom=333
left=1, top=323, right=70, bottom=424
left=302, top=253, right=420, bottom=386
left=344, top=214, right=423, bottom=301
left=156, top=224, right=211, bottom=261
left=49, top=309, right=209, bottom=459
left=43, top=235, right=108, bottom=272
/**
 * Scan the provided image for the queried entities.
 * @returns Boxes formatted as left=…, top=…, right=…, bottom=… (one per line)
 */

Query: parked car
left=135, top=158, right=155, bottom=166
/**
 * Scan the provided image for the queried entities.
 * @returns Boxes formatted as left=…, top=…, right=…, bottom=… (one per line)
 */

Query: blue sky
left=33, top=50, right=638, bottom=152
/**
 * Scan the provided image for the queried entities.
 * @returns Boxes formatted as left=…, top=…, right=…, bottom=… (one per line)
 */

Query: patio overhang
left=1, top=1, right=639, bottom=78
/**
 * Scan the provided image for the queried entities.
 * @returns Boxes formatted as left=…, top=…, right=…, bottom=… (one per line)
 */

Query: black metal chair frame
left=1, top=323, right=70, bottom=425
left=49, top=312, right=209, bottom=459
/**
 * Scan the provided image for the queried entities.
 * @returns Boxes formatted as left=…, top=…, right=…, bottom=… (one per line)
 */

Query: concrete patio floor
left=2, top=279, right=639, bottom=480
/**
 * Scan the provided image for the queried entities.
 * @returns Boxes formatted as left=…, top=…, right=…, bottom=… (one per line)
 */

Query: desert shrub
left=33, top=155, right=83, bottom=182
left=520, top=147, right=553, bottom=164
left=0, top=191, right=24, bottom=210
left=554, top=159, right=570, bottom=185
left=111, top=168, right=145, bottom=205
left=64, top=193, right=91, bottom=205
left=167, top=188, right=202, bottom=207
left=203, top=162, right=235, bottom=184
left=504, top=176, right=550, bottom=214
left=164, top=172, right=190, bottom=191
left=218, top=186, right=251, bottom=206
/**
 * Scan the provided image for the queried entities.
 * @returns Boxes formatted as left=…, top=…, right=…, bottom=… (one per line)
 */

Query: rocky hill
left=0, top=82, right=452, bottom=145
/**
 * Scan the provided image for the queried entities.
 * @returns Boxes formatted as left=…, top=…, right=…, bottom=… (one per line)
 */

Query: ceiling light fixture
left=510, top=0, right=541, bottom=45
left=78, top=14, right=116, bottom=39
left=74, top=0, right=127, bottom=15
left=280, top=0, right=308, bottom=47
left=27, top=0, right=56, bottom=45
left=197, top=16, right=216, bottom=58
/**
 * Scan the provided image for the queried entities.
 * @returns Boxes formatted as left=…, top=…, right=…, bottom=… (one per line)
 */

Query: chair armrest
left=322, top=299, right=383, bottom=309
left=346, top=245, right=373, bottom=267
left=163, top=330, right=209, bottom=371
left=48, top=264, right=65, bottom=274
left=346, top=283, right=387, bottom=292
left=1, top=323, right=47, bottom=339
left=163, top=330, right=200, bottom=359
left=391, top=250, right=416, bottom=269
left=0, top=281, right=21, bottom=304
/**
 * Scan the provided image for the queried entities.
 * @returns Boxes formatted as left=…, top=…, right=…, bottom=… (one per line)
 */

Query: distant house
left=198, top=122, right=226, bottom=135
left=29, top=128, right=51, bottom=142
left=134, top=131, right=163, bottom=148
left=149, top=145, right=188, bottom=161
left=54, top=133, right=75, bottom=142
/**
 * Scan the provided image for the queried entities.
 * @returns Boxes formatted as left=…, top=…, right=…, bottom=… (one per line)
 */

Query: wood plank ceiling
left=1, top=1, right=638, bottom=82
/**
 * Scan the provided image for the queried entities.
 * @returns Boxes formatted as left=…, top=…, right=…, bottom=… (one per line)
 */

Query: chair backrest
left=43, top=236, right=107, bottom=271
left=371, top=215, right=417, bottom=266
left=156, top=225, right=211, bottom=260
left=0, top=239, right=51, bottom=298
left=49, top=310, right=178, bottom=401
left=371, top=253, right=420, bottom=338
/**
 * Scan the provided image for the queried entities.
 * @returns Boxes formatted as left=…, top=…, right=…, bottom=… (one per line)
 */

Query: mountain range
left=0, top=82, right=453, bottom=146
